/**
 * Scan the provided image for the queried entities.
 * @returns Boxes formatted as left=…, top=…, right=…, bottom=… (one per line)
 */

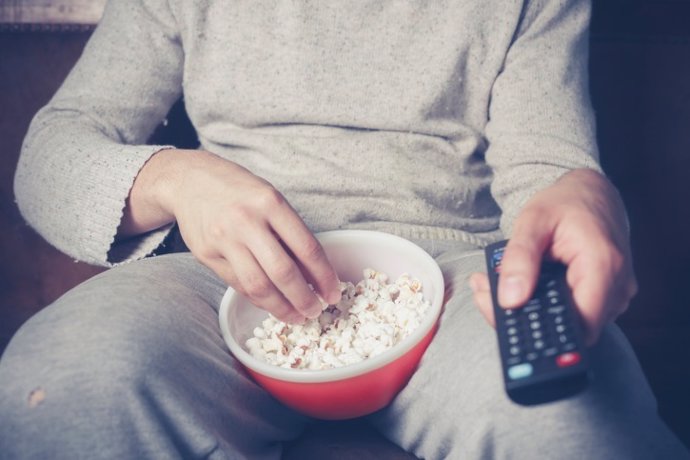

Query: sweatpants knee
left=0, top=257, right=227, bottom=458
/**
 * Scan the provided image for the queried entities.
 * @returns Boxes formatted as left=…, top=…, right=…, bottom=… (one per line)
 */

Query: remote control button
left=554, top=316, right=564, bottom=324
left=547, top=306, right=565, bottom=315
left=556, top=352, right=581, bottom=367
left=546, top=289, right=559, bottom=298
left=543, top=347, right=558, bottom=357
left=509, top=346, right=521, bottom=356
left=533, top=339, right=545, bottom=350
left=530, top=321, right=541, bottom=330
left=507, top=327, right=518, bottom=335
left=524, top=306, right=541, bottom=315
left=555, top=324, right=567, bottom=333
left=508, top=335, right=520, bottom=345
left=531, top=330, right=543, bottom=340
left=508, top=363, right=533, bottom=380
left=526, top=352, right=539, bottom=361
left=506, top=356, right=522, bottom=366
left=562, top=342, right=576, bottom=352
left=505, top=317, right=518, bottom=326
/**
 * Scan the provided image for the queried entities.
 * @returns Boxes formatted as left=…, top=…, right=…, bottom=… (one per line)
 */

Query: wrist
left=139, top=148, right=191, bottom=216
left=119, top=148, right=193, bottom=236
left=558, top=168, right=612, bottom=193
left=552, top=168, right=630, bottom=240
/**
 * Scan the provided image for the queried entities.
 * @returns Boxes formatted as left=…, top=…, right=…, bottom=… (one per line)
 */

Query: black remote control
left=485, top=240, right=590, bottom=406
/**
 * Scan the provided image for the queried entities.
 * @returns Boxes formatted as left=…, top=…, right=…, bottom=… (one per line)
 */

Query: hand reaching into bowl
left=219, top=230, right=445, bottom=419
left=117, top=148, right=342, bottom=323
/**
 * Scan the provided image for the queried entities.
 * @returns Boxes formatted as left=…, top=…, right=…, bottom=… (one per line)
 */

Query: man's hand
left=119, top=149, right=342, bottom=323
left=469, top=168, right=638, bottom=345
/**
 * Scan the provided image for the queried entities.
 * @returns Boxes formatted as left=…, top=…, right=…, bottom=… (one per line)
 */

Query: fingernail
left=326, top=289, right=342, bottom=305
left=306, top=302, right=323, bottom=319
left=499, top=276, right=525, bottom=306
left=326, top=276, right=342, bottom=304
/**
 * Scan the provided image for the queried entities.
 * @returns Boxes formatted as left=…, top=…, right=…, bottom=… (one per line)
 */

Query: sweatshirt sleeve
left=484, top=0, right=602, bottom=237
left=14, top=0, right=184, bottom=266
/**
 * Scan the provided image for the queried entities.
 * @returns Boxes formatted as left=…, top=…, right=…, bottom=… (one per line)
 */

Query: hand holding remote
left=470, top=168, right=638, bottom=346
left=485, top=240, right=589, bottom=405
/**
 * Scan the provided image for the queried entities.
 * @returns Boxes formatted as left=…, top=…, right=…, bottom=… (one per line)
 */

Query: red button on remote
left=556, top=352, right=581, bottom=367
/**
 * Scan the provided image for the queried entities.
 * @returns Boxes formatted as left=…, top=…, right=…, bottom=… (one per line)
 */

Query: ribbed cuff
left=76, top=144, right=175, bottom=266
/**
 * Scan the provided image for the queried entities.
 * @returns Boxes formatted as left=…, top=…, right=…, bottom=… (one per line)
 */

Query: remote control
left=485, top=240, right=590, bottom=406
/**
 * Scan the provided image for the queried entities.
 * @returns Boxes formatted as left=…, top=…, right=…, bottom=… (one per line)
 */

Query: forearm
left=484, top=0, right=601, bottom=236
left=15, top=117, right=173, bottom=265
left=14, top=0, right=184, bottom=265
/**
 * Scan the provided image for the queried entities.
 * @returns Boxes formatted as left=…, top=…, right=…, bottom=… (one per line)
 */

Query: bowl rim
left=218, top=229, right=445, bottom=383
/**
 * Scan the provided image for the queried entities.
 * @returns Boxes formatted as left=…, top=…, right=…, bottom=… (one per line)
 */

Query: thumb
left=498, top=209, right=554, bottom=308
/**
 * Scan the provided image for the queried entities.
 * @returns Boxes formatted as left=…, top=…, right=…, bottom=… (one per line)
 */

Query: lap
left=3, top=249, right=687, bottom=459
left=2, top=253, right=228, bottom=379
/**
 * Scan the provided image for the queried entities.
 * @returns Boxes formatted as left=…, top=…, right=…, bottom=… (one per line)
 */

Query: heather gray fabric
left=15, top=0, right=602, bottom=266
left=1, top=249, right=688, bottom=459
left=0, top=254, right=307, bottom=460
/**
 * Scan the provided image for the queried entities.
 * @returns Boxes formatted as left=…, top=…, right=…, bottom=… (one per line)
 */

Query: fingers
left=566, top=249, right=638, bottom=345
left=171, top=155, right=339, bottom=323
left=567, top=260, right=609, bottom=346
left=498, top=209, right=553, bottom=308
left=206, top=253, right=306, bottom=324
left=211, top=213, right=329, bottom=322
left=469, top=272, right=495, bottom=327
left=244, top=226, right=325, bottom=319
left=267, top=198, right=341, bottom=305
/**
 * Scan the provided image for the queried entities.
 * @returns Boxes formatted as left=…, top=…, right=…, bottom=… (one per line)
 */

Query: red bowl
left=218, top=230, right=445, bottom=420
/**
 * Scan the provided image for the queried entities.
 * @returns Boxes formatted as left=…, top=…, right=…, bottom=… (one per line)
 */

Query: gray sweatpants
left=1, top=245, right=688, bottom=459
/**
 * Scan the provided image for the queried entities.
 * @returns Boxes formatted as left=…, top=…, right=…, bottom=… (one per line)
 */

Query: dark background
left=1, top=0, right=689, bottom=455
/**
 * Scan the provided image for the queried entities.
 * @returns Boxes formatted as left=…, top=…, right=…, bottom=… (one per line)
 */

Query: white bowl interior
left=219, top=230, right=444, bottom=383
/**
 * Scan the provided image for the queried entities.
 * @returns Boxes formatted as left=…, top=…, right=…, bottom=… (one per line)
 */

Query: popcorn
left=245, top=269, right=431, bottom=370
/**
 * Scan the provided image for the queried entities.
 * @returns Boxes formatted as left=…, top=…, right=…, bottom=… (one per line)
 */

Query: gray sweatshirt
left=15, top=0, right=601, bottom=266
